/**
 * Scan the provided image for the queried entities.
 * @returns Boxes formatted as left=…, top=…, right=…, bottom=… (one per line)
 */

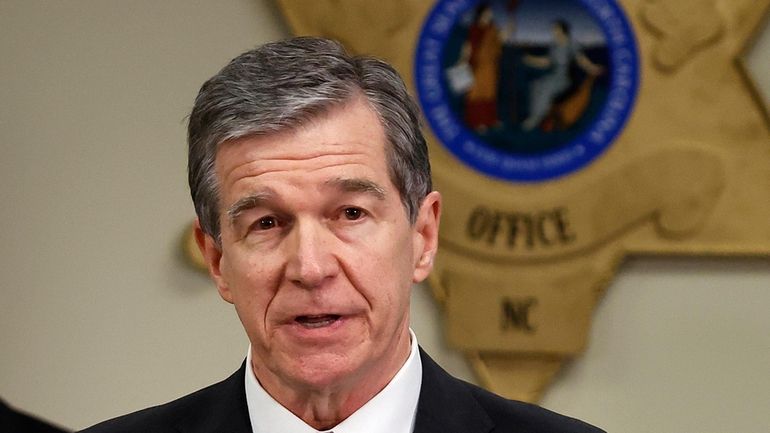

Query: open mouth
left=294, top=314, right=341, bottom=329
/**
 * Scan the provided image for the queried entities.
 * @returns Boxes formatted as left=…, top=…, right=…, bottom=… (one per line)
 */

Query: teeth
left=296, top=315, right=340, bottom=328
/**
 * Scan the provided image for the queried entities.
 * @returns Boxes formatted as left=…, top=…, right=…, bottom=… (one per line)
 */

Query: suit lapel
left=413, top=349, right=494, bottom=433
left=173, top=362, right=252, bottom=433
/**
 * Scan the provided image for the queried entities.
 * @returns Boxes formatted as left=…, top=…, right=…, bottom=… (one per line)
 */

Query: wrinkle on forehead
left=220, top=149, right=376, bottom=186
left=216, top=96, right=385, bottom=180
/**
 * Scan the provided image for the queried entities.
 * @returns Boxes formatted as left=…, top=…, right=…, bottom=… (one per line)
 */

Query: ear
left=194, top=219, right=233, bottom=304
left=412, top=191, right=442, bottom=283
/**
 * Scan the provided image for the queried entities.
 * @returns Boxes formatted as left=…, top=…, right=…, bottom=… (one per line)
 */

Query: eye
left=256, top=216, right=278, bottom=230
left=343, top=207, right=364, bottom=221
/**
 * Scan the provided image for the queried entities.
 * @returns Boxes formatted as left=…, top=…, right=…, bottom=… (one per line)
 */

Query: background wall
left=1, top=1, right=768, bottom=432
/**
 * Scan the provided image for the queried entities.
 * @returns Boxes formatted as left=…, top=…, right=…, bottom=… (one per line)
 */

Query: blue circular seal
left=415, top=0, right=640, bottom=182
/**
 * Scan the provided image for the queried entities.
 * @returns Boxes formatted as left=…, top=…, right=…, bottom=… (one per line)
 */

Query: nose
left=283, top=219, right=339, bottom=289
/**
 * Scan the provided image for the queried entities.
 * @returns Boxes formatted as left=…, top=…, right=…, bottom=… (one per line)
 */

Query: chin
left=284, top=352, right=362, bottom=390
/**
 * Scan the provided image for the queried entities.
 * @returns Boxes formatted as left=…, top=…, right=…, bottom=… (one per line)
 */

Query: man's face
left=196, top=97, right=440, bottom=393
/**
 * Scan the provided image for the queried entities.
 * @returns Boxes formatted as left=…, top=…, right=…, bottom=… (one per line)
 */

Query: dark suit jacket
left=81, top=350, right=604, bottom=433
left=1, top=398, right=70, bottom=433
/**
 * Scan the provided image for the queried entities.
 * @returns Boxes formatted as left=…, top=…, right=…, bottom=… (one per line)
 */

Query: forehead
left=214, top=98, right=391, bottom=193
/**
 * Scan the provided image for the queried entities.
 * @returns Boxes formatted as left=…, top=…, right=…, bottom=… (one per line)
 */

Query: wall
left=1, top=1, right=768, bottom=431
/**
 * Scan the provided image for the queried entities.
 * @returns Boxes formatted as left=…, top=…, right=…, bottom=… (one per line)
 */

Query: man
left=82, top=37, right=603, bottom=433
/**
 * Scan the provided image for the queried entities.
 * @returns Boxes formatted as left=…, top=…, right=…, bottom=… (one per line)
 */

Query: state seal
left=415, top=0, right=640, bottom=181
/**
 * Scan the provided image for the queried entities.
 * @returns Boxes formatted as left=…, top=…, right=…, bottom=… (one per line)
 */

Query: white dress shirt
left=244, top=330, right=423, bottom=433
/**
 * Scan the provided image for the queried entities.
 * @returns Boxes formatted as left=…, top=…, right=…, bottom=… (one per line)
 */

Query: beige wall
left=1, top=1, right=768, bottom=431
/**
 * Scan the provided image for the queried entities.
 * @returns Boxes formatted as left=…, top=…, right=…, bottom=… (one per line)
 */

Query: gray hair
left=188, top=37, right=432, bottom=243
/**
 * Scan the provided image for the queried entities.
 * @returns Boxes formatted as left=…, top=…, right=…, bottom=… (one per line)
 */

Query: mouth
left=294, top=314, right=342, bottom=329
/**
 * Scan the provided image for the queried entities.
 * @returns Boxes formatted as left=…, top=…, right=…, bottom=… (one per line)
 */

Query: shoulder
left=79, top=364, right=248, bottom=433
left=417, top=349, right=604, bottom=433
left=1, top=399, right=68, bottom=433
left=461, top=379, right=605, bottom=433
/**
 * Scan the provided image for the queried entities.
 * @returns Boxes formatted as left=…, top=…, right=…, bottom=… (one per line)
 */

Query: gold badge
left=184, top=0, right=770, bottom=402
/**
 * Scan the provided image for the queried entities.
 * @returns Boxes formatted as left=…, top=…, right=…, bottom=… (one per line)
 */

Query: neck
left=253, top=329, right=412, bottom=430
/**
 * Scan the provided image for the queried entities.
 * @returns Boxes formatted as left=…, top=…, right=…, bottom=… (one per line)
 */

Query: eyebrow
left=226, top=190, right=275, bottom=225
left=325, top=177, right=386, bottom=200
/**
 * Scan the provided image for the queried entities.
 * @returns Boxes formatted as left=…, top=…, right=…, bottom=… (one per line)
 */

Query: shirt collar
left=245, top=330, right=423, bottom=433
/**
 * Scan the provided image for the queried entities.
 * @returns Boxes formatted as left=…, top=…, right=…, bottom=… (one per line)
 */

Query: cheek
left=222, top=250, right=280, bottom=318
left=224, top=244, right=279, bottom=285
left=356, top=231, right=415, bottom=303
